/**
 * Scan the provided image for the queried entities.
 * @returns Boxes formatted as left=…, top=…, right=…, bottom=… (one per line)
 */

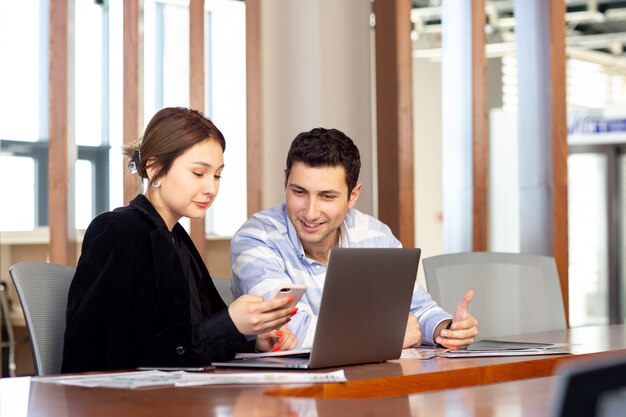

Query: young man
left=231, top=128, right=478, bottom=348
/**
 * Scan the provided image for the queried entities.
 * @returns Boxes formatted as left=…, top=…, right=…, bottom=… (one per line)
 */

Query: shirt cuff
left=419, top=313, right=453, bottom=345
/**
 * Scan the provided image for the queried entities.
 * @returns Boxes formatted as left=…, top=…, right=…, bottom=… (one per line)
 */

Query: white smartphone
left=270, top=284, right=307, bottom=308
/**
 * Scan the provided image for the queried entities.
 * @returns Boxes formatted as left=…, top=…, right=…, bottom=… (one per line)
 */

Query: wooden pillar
left=246, top=0, right=262, bottom=217
left=471, top=0, right=489, bottom=251
left=374, top=0, right=415, bottom=248
left=49, top=0, right=76, bottom=266
left=123, top=0, right=141, bottom=205
left=189, top=0, right=207, bottom=263
left=550, top=0, right=569, bottom=325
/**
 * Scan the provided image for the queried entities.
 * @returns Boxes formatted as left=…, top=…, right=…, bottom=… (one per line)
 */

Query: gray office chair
left=212, top=278, right=234, bottom=306
left=0, top=281, right=17, bottom=376
left=8, top=262, right=75, bottom=376
left=423, top=252, right=566, bottom=338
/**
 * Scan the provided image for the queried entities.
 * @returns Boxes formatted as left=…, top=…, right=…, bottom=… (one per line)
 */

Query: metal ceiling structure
left=411, top=0, right=626, bottom=70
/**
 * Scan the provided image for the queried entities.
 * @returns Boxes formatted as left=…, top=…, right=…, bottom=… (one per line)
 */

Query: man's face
left=285, top=162, right=360, bottom=258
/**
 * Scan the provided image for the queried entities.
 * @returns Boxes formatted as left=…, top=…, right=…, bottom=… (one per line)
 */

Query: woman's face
left=148, top=139, right=224, bottom=230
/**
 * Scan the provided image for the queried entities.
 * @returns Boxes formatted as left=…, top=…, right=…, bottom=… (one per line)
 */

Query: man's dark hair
left=285, top=128, right=361, bottom=194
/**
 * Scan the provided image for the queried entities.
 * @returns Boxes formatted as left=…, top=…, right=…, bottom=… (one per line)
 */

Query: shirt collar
left=338, top=221, right=349, bottom=248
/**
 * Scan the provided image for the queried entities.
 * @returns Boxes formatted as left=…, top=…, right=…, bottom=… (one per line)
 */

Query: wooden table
left=268, top=324, right=626, bottom=398
left=1, top=325, right=625, bottom=416
left=0, top=372, right=562, bottom=417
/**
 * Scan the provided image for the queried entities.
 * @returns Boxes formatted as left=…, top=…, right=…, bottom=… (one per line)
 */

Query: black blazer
left=62, top=195, right=250, bottom=373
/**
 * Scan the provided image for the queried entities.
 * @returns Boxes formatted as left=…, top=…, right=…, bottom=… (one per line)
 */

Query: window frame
left=0, top=139, right=110, bottom=227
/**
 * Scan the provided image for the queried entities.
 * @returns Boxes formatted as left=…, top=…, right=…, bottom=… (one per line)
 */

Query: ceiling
left=411, top=0, right=626, bottom=68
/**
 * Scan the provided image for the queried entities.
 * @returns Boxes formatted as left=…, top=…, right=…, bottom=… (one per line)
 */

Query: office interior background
left=1, top=0, right=626, bottom=374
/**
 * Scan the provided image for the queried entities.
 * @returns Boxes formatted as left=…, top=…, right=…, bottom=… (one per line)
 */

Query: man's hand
left=228, top=294, right=297, bottom=335
left=402, top=313, right=423, bottom=348
left=435, top=289, right=478, bottom=349
left=255, top=325, right=298, bottom=352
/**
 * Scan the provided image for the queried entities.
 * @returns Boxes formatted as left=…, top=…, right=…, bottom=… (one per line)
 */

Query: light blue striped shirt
left=230, top=204, right=451, bottom=347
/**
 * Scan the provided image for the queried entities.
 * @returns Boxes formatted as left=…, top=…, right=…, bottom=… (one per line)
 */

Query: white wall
left=413, top=58, right=444, bottom=267
left=260, top=0, right=375, bottom=213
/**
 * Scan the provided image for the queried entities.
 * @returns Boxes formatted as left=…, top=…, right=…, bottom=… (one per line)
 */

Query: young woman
left=62, top=107, right=296, bottom=373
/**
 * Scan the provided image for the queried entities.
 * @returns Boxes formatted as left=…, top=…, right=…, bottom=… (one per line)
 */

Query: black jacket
left=62, top=195, right=250, bottom=373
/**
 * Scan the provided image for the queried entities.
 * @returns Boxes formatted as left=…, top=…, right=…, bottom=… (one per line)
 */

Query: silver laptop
left=212, top=248, right=421, bottom=369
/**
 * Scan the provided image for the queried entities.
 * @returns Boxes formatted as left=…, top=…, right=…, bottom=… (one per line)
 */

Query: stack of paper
left=33, top=369, right=347, bottom=389
left=176, top=370, right=346, bottom=386
left=34, top=371, right=183, bottom=389
left=401, top=339, right=570, bottom=360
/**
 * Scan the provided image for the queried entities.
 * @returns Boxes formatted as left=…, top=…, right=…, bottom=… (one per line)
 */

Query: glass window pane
left=204, top=0, right=246, bottom=236
left=143, top=0, right=189, bottom=120
left=568, top=153, right=609, bottom=327
left=0, top=2, right=43, bottom=141
left=107, top=0, right=124, bottom=209
left=162, top=4, right=189, bottom=108
left=0, top=156, right=35, bottom=231
left=141, top=0, right=246, bottom=237
left=75, top=0, right=104, bottom=146
left=75, top=159, right=94, bottom=230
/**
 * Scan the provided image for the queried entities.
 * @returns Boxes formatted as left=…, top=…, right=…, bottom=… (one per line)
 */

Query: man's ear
left=348, top=183, right=363, bottom=208
left=284, top=169, right=288, bottom=189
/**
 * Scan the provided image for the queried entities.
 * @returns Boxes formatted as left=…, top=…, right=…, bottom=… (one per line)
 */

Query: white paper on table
left=33, top=371, right=184, bottom=389
left=175, top=369, right=347, bottom=386
left=438, top=348, right=571, bottom=358
left=400, top=343, right=572, bottom=360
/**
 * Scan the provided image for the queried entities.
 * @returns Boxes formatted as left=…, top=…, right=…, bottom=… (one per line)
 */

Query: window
left=568, top=153, right=609, bottom=327
left=0, top=155, right=36, bottom=231
left=202, top=0, right=247, bottom=236
left=0, top=1, right=43, bottom=142
left=144, top=0, right=247, bottom=236
left=0, top=0, right=247, bottom=235
left=0, top=0, right=110, bottom=230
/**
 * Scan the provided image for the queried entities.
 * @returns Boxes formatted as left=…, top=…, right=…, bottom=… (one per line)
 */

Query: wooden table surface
left=0, top=373, right=562, bottom=417
left=268, top=324, right=626, bottom=398
left=1, top=324, right=625, bottom=416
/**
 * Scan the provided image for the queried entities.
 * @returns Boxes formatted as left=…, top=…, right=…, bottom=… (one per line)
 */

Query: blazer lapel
left=150, top=226, right=191, bottom=332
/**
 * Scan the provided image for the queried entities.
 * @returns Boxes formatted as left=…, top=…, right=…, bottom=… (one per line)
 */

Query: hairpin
left=127, top=149, right=141, bottom=175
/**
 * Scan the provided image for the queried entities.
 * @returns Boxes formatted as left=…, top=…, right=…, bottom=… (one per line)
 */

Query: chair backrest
left=9, top=262, right=75, bottom=376
left=423, top=252, right=566, bottom=338
left=212, top=278, right=234, bottom=306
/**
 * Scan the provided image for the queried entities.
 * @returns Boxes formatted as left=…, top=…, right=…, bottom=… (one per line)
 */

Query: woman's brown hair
left=124, top=107, right=225, bottom=182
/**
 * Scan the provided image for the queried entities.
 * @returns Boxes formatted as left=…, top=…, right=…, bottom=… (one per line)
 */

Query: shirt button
left=315, top=265, right=321, bottom=270
left=175, top=346, right=185, bottom=355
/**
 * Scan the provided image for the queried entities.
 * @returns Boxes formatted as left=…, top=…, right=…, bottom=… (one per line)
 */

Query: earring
left=151, top=179, right=161, bottom=188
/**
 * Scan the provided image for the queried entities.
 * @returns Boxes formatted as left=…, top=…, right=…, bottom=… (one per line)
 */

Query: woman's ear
left=145, top=158, right=159, bottom=182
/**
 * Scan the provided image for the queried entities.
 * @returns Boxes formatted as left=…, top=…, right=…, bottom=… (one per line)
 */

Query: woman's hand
left=255, top=325, right=298, bottom=352
left=228, top=294, right=297, bottom=335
